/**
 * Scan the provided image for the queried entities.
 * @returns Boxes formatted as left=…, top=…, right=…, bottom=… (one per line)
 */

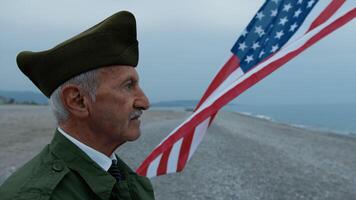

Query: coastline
left=151, top=105, right=356, bottom=137
left=236, top=111, right=356, bottom=138
left=1, top=105, right=355, bottom=199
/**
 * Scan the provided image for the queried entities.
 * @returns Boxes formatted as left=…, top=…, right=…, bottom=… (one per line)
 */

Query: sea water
left=224, top=103, right=356, bottom=135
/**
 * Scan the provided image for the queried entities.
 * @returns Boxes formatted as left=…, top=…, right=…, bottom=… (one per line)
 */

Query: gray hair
left=49, top=69, right=99, bottom=124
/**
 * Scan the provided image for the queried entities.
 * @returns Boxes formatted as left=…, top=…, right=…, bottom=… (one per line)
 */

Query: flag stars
left=297, top=0, right=303, bottom=4
left=259, top=50, right=265, bottom=58
left=289, top=23, right=298, bottom=32
left=252, top=42, right=260, bottom=50
left=241, top=29, right=248, bottom=37
left=238, top=42, right=247, bottom=51
left=271, top=9, right=278, bottom=17
left=271, top=44, right=279, bottom=53
left=275, top=30, right=284, bottom=39
left=259, top=30, right=265, bottom=37
left=283, top=3, right=292, bottom=12
left=255, top=26, right=263, bottom=34
left=307, top=0, right=316, bottom=8
left=256, top=12, right=265, bottom=21
left=244, top=55, right=254, bottom=64
left=294, top=9, right=302, bottom=18
left=254, top=26, right=265, bottom=37
left=279, top=17, right=288, bottom=26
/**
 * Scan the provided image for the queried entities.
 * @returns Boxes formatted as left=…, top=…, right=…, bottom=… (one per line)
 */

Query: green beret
left=17, top=11, right=139, bottom=97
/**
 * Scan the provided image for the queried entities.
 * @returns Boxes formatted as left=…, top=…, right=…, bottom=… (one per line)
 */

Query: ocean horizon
left=151, top=103, right=356, bottom=136
left=224, top=104, right=356, bottom=136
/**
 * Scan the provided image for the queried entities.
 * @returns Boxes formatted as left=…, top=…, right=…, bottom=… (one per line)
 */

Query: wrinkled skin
left=87, top=66, right=150, bottom=147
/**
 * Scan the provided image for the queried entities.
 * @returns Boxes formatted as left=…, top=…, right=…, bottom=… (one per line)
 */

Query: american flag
left=137, top=0, right=355, bottom=178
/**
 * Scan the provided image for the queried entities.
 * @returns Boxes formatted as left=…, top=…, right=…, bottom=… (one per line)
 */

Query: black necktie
left=108, top=160, right=125, bottom=182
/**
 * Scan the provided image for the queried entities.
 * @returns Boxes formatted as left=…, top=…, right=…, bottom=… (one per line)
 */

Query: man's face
left=87, top=65, right=150, bottom=145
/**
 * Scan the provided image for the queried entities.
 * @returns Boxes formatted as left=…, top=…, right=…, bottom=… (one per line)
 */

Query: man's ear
left=60, top=85, right=90, bottom=118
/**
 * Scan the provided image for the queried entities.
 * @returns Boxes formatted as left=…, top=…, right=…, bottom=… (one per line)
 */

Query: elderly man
left=0, top=11, right=155, bottom=200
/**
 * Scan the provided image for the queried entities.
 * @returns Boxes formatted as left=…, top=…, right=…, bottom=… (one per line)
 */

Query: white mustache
left=129, top=110, right=143, bottom=120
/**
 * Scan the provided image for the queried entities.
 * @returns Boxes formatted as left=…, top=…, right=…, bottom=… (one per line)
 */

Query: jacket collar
left=49, top=130, right=117, bottom=200
left=57, top=127, right=117, bottom=171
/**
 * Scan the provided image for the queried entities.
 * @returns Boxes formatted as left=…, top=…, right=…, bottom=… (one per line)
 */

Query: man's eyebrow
left=121, top=76, right=139, bottom=84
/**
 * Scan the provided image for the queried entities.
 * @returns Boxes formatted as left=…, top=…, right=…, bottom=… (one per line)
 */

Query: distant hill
left=0, top=90, right=48, bottom=105
left=0, top=96, right=10, bottom=104
left=151, top=100, right=199, bottom=108
left=151, top=100, right=239, bottom=109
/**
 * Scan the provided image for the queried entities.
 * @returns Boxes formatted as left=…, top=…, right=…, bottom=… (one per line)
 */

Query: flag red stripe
left=208, top=113, right=217, bottom=126
left=308, top=0, right=346, bottom=32
left=196, top=56, right=239, bottom=133
left=137, top=160, right=149, bottom=176
left=176, top=56, right=240, bottom=173
left=177, top=129, right=195, bottom=172
left=195, top=56, right=240, bottom=110
left=137, top=8, right=355, bottom=176
left=156, top=146, right=172, bottom=175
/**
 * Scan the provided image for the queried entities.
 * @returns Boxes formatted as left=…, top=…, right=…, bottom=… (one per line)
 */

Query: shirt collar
left=50, top=130, right=154, bottom=200
left=50, top=130, right=116, bottom=200
left=57, top=127, right=116, bottom=171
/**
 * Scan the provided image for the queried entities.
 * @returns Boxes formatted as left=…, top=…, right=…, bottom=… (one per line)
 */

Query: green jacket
left=0, top=130, right=155, bottom=200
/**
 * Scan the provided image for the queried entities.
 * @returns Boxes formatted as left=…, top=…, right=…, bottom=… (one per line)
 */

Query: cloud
left=1, top=0, right=355, bottom=104
left=1, top=0, right=262, bottom=32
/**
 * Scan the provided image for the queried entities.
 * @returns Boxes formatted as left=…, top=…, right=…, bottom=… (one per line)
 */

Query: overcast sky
left=0, top=0, right=355, bottom=104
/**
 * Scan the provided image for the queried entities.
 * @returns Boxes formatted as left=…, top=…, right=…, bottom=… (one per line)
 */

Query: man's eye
left=125, top=82, right=133, bottom=90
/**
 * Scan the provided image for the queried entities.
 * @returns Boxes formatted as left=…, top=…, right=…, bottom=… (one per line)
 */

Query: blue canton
left=231, top=0, right=319, bottom=73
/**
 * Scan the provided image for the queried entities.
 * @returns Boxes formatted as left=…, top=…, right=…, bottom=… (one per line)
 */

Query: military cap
left=16, top=11, right=138, bottom=97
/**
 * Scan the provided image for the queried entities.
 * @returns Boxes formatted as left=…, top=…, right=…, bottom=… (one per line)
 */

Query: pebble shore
left=1, top=105, right=355, bottom=199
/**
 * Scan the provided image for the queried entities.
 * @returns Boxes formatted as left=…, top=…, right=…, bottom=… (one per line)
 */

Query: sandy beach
left=0, top=105, right=355, bottom=199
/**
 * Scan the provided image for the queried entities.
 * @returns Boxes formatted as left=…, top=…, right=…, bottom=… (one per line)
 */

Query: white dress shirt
left=57, top=127, right=116, bottom=171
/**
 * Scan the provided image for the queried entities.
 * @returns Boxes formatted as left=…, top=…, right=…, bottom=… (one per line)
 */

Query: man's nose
left=135, top=87, right=150, bottom=110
